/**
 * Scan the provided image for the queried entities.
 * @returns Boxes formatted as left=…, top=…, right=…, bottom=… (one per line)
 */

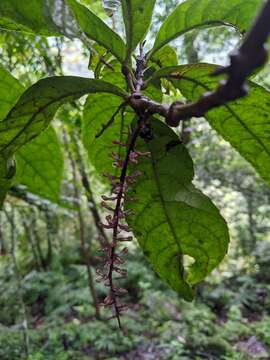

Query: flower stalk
left=98, top=112, right=152, bottom=329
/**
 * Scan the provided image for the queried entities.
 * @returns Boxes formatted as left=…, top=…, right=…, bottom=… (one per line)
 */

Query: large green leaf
left=150, top=0, right=261, bottom=56
left=0, top=65, right=24, bottom=121
left=82, top=67, right=134, bottom=178
left=67, top=0, right=126, bottom=62
left=150, top=63, right=270, bottom=187
left=0, top=0, right=61, bottom=35
left=126, top=120, right=229, bottom=300
left=15, top=126, right=63, bottom=202
left=0, top=0, right=126, bottom=62
left=0, top=75, right=125, bottom=206
left=82, top=93, right=133, bottom=177
left=121, top=0, right=156, bottom=58
left=83, top=93, right=123, bottom=174
left=0, top=76, right=126, bottom=157
left=0, top=65, right=24, bottom=206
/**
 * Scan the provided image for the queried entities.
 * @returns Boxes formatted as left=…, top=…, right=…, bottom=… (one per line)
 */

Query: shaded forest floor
left=1, top=245, right=270, bottom=360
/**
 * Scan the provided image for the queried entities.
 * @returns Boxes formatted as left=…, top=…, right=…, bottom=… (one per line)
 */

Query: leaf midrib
left=148, top=144, right=184, bottom=259
left=151, top=20, right=239, bottom=57
left=0, top=90, right=89, bottom=154
left=1, top=83, right=125, bottom=155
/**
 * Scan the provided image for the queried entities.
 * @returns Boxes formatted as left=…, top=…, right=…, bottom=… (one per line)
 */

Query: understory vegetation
left=1, top=225, right=270, bottom=359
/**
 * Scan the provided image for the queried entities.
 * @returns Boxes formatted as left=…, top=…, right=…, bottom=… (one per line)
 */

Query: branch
left=166, top=0, right=270, bottom=126
left=126, top=1, right=270, bottom=126
left=9, top=185, right=55, bottom=211
left=128, top=93, right=169, bottom=117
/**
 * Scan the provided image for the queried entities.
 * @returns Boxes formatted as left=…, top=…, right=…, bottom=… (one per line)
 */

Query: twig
left=122, top=63, right=136, bottom=92
left=135, top=41, right=147, bottom=93
left=9, top=185, right=74, bottom=211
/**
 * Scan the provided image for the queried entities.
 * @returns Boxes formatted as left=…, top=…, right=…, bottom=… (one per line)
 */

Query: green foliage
left=0, top=0, right=60, bottom=35
left=152, top=45, right=178, bottom=68
left=67, top=0, right=126, bottom=61
left=2, top=2, right=270, bottom=359
left=0, top=0, right=125, bottom=61
left=0, top=75, right=125, bottom=206
left=253, top=317, right=270, bottom=347
left=121, top=0, right=156, bottom=58
left=0, top=66, right=23, bottom=204
left=0, top=65, right=23, bottom=121
left=1, top=245, right=270, bottom=359
left=126, top=120, right=229, bottom=300
left=0, top=327, right=23, bottom=360
left=150, top=0, right=261, bottom=56
left=152, top=63, right=270, bottom=187
left=15, top=126, right=64, bottom=202
left=82, top=93, right=128, bottom=176
left=0, top=76, right=125, bottom=156
left=0, top=66, right=65, bottom=202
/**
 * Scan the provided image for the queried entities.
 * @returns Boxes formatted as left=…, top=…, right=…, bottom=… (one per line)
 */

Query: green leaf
left=150, top=63, right=270, bottom=187
left=0, top=65, right=24, bottom=207
left=83, top=93, right=122, bottom=174
left=151, top=45, right=178, bottom=68
left=150, top=0, right=261, bottom=56
left=15, top=126, right=63, bottom=202
left=0, top=75, right=125, bottom=206
left=126, top=120, right=229, bottom=300
left=88, top=43, right=108, bottom=74
left=100, top=62, right=127, bottom=90
left=0, top=65, right=24, bottom=122
left=121, top=0, right=156, bottom=58
left=82, top=93, right=133, bottom=177
left=0, top=0, right=126, bottom=62
left=139, top=67, right=163, bottom=103
left=0, top=0, right=61, bottom=35
left=0, top=76, right=126, bottom=157
left=67, top=0, right=126, bottom=62
left=82, top=66, right=134, bottom=180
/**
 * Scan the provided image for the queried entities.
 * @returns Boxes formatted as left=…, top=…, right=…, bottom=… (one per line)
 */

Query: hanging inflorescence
left=96, top=115, right=151, bottom=329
